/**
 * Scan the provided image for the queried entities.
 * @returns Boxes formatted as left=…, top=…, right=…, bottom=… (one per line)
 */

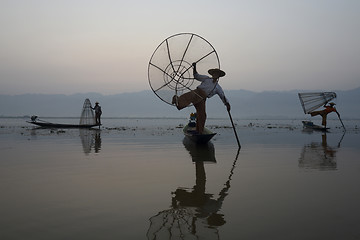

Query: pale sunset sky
left=1, top=0, right=359, bottom=95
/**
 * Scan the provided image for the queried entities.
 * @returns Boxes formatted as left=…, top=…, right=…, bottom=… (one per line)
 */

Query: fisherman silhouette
left=172, top=62, right=230, bottom=134
left=310, top=102, right=339, bottom=128
left=91, top=101, right=102, bottom=125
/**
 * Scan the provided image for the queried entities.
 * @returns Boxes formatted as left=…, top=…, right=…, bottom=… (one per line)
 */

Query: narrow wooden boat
left=26, top=99, right=100, bottom=129
left=302, top=121, right=329, bottom=132
left=27, top=120, right=99, bottom=129
left=183, top=123, right=216, bottom=144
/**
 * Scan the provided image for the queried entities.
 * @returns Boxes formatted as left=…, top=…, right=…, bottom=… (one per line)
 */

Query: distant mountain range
left=1, top=88, right=360, bottom=119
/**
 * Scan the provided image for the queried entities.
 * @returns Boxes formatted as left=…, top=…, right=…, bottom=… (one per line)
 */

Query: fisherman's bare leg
left=194, top=99, right=206, bottom=134
left=175, top=88, right=207, bottom=133
left=95, top=113, right=101, bottom=125
left=311, top=110, right=327, bottom=127
left=321, top=114, right=327, bottom=127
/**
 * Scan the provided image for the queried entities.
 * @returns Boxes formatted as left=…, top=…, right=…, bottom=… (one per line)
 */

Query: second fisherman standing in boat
left=172, top=62, right=231, bottom=134
left=91, top=101, right=102, bottom=125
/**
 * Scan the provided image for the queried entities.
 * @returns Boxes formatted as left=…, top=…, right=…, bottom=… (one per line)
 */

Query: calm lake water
left=1, top=117, right=360, bottom=240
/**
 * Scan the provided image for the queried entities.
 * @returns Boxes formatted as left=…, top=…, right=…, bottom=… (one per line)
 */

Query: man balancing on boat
left=91, top=101, right=102, bottom=125
left=172, top=62, right=231, bottom=134
left=310, top=102, right=340, bottom=128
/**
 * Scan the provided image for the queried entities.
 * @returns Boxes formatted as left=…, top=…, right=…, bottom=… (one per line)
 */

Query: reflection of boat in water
left=299, top=133, right=344, bottom=170
left=183, top=137, right=216, bottom=163
left=147, top=141, right=239, bottom=239
left=80, top=129, right=102, bottom=154
left=27, top=98, right=100, bottom=129
left=28, top=126, right=102, bottom=155
left=183, top=113, right=216, bottom=144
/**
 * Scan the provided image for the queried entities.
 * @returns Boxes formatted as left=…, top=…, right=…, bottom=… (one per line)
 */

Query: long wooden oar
left=227, top=110, right=241, bottom=149
left=337, top=112, right=346, bottom=131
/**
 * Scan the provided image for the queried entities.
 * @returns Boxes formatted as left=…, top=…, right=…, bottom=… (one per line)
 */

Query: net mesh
left=148, top=33, right=220, bottom=106
left=298, top=92, right=337, bottom=114
left=79, top=98, right=96, bottom=125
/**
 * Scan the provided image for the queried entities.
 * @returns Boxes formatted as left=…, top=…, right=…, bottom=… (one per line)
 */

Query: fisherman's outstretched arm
left=216, top=87, right=231, bottom=111
left=192, top=62, right=198, bottom=75
left=192, top=63, right=208, bottom=82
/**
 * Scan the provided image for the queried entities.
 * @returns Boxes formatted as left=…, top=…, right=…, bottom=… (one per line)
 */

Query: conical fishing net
left=148, top=33, right=220, bottom=106
left=298, top=92, right=337, bottom=114
left=79, top=98, right=96, bottom=125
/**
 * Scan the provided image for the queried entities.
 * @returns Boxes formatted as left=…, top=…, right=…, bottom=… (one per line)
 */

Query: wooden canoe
left=302, top=121, right=329, bottom=132
left=27, top=121, right=99, bottom=129
left=183, top=124, right=216, bottom=144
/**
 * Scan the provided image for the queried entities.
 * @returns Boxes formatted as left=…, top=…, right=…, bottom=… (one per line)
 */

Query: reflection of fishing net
left=147, top=207, right=211, bottom=240
left=148, top=33, right=220, bottom=106
left=79, top=129, right=101, bottom=155
left=299, top=143, right=337, bottom=170
left=147, top=203, right=222, bottom=240
left=79, top=129, right=93, bottom=154
left=298, top=92, right=337, bottom=114
left=79, top=99, right=96, bottom=125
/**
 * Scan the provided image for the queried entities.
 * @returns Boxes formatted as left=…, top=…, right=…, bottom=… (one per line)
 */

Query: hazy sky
left=1, top=0, right=359, bottom=95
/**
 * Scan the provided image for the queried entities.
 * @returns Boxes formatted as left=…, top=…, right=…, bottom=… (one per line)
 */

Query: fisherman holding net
left=91, top=101, right=102, bottom=125
left=310, top=102, right=339, bottom=128
left=172, top=62, right=231, bottom=134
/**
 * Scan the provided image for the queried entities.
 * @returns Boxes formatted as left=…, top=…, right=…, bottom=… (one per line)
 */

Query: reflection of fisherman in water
left=299, top=132, right=344, bottom=170
left=321, top=134, right=336, bottom=159
left=79, top=129, right=102, bottom=155
left=147, top=140, right=239, bottom=239
left=172, top=160, right=227, bottom=227
left=183, top=137, right=216, bottom=163
left=94, top=131, right=101, bottom=153
left=173, top=139, right=225, bottom=227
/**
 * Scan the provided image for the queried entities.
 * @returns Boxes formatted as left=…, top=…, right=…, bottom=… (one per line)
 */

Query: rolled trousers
left=176, top=88, right=207, bottom=133
left=311, top=110, right=327, bottom=126
left=95, top=113, right=102, bottom=125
